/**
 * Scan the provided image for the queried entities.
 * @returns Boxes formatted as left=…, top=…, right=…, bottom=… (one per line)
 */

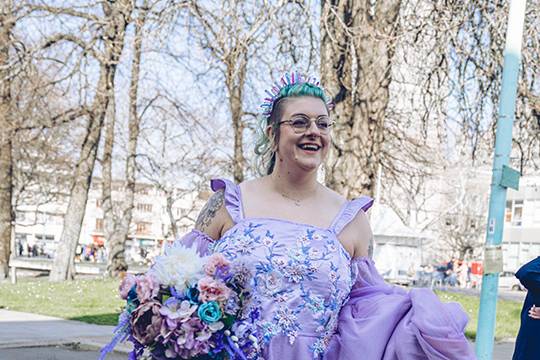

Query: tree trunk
left=102, top=93, right=127, bottom=276
left=106, top=4, right=147, bottom=277
left=165, top=190, right=178, bottom=240
left=0, top=0, right=14, bottom=279
left=49, top=1, right=132, bottom=281
left=320, top=0, right=401, bottom=199
left=225, top=50, right=247, bottom=183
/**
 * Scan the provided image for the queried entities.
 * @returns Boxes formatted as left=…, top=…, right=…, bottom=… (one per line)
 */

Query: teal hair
left=254, top=82, right=331, bottom=176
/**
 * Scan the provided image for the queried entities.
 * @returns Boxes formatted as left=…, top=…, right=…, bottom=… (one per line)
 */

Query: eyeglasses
left=278, top=115, right=335, bottom=134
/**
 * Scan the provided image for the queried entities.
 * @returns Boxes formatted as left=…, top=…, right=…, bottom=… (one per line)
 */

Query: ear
left=266, top=125, right=277, bottom=151
left=266, top=124, right=273, bottom=138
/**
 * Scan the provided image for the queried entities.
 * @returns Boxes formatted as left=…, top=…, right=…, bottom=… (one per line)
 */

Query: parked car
left=499, top=271, right=526, bottom=291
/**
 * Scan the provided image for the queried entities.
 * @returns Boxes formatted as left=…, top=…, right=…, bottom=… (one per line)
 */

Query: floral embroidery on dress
left=211, top=222, right=353, bottom=359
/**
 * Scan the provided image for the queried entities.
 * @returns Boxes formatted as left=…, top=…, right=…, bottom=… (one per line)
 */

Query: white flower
left=148, top=243, right=205, bottom=291
left=208, top=321, right=224, bottom=332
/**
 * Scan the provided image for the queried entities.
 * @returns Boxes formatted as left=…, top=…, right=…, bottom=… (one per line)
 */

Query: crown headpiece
left=260, top=71, right=333, bottom=119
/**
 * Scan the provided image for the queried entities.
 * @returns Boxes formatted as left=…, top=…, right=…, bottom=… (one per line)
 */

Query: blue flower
left=127, top=286, right=138, bottom=302
left=197, top=301, right=222, bottom=324
left=184, top=286, right=200, bottom=304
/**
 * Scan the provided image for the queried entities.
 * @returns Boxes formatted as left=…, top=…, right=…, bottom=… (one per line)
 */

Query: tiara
left=260, top=71, right=333, bottom=118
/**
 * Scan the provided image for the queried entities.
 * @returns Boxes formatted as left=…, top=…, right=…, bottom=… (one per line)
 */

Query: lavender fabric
left=176, top=179, right=475, bottom=359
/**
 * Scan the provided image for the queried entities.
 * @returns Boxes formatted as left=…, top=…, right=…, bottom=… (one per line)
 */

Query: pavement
left=0, top=309, right=517, bottom=359
left=0, top=309, right=131, bottom=359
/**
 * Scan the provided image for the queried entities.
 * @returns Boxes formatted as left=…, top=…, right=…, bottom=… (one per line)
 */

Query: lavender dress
left=181, top=179, right=476, bottom=360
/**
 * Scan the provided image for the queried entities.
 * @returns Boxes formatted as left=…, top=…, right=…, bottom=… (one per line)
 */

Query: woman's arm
left=340, top=210, right=374, bottom=259
left=354, top=211, right=374, bottom=258
left=194, top=189, right=232, bottom=240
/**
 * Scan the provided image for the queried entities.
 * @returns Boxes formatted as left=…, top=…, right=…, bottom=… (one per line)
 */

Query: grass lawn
left=436, top=290, right=522, bottom=340
left=0, top=276, right=124, bottom=325
left=0, top=277, right=522, bottom=340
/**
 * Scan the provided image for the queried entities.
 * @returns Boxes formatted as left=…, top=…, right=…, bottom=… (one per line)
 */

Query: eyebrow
left=290, top=113, right=329, bottom=119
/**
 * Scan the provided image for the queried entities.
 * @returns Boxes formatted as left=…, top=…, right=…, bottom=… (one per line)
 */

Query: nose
left=304, top=120, right=321, bottom=136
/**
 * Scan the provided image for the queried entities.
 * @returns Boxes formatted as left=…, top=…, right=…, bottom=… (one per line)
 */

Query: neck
left=269, top=161, right=319, bottom=200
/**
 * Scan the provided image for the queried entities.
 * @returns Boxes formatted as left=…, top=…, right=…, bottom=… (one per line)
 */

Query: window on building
left=35, top=234, right=54, bottom=242
left=96, top=218, right=104, bottom=232
left=532, top=201, right=540, bottom=224
left=137, top=203, right=153, bottom=213
left=37, top=212, right=47, bottom=223
left=505, top=200, right=523, bottom=226
left=16, top=212, right=26, bottom=222
left=136, top=222, right=151, bottom=234
left=136, top=187, right=150, bottom=195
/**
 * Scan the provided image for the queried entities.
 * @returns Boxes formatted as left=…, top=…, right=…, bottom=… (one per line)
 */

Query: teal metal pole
left=475, top=1, right=527, bottom=359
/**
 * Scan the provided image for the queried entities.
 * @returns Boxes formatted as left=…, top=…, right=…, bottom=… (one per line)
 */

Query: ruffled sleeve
left=326, top=258, right=476, bottom=360
left=175, top=229, right=214, bottom=256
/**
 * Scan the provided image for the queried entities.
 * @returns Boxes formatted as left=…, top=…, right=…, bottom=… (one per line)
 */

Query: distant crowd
left=414, top=257, right=482, bottom=289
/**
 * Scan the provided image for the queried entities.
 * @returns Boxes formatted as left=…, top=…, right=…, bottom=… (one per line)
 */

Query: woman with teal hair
left=178, top=72, right=475, bottom=359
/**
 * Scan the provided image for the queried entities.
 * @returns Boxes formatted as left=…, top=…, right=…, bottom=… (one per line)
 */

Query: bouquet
left=100, top=243, right=260, bottom=360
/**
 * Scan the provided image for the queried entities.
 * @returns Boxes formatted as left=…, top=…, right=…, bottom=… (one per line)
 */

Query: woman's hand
left=529, top=305, right=540, bottom=320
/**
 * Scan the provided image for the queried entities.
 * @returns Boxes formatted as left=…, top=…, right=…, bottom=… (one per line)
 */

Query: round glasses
left=278, top=115, right=335, bottom=134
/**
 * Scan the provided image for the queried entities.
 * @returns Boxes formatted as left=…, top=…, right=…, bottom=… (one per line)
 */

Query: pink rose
left=135, top=274, right=160, bottom=302
left=204, top=253, right=231, bottom=277
left=197, top=276, right=231, bottom=303
left=119, top=274, right=137, bottom=300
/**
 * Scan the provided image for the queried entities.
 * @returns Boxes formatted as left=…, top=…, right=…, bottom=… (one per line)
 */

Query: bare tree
left=183, top=0, right=294, bottom=183
left=319, top=0, right=539, bottom=202
left=424, top=1, right=540, bottom=173
left=102, top=1, right=150, bottom=277
left=0, top=0, right=17, bottom=278
left=33, top=1, right=136, bottom=281
left=320, top=0, right=402, bottom=199
left=136, top=92, right=227, bottom=240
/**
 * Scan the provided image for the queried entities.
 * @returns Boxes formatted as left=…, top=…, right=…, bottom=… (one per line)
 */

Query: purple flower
left=159, top=298, right=197, bottom=329
left=119, top=275, right=137, bottom=300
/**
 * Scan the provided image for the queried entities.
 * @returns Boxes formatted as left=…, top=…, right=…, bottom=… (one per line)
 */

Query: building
left=13, top=178, right=203, bottom=262
left=371, top=204, right=433, bottom=281
left=502, top=175, right=540, bottom=271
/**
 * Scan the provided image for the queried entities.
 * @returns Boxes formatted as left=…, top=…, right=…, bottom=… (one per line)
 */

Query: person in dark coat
left=512, top=256, right=540, bottom=360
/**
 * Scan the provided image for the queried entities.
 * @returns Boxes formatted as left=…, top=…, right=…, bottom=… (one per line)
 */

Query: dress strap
left=330, top=196, right=374, bottom=234
left=210, top=178, right=243, bottom=224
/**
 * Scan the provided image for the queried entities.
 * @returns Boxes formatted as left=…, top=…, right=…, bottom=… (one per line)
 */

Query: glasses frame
left=278, top=116, right=335, bottom=134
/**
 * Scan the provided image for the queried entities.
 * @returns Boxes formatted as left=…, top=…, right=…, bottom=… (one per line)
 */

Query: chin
left=297, top=160, right=322, bottom=172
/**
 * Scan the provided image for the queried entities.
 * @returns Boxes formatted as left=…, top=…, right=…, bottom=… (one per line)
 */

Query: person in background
left=512, top=256, right=540, bottom=360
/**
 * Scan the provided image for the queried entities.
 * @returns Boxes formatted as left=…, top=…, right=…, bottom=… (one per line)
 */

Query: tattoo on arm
left=368, top=236, right=374, bottom=259
left=195, top=190, right=224, bottom=233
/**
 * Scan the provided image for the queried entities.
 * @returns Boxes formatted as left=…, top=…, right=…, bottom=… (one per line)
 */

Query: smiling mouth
left=298, top=144, right=321, bottom=151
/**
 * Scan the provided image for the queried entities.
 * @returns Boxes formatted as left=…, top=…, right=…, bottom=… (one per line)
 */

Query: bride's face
left=273, top=96, right=331, bottom=173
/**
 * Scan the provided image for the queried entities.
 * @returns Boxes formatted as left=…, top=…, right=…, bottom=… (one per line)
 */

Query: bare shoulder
left=319, top=184, right=348, bottom=208
left=194, top=189, right=231, bottom=240
left=328, top=186, right=373, bottom=259
left=239, top=177, right=266, bottom=193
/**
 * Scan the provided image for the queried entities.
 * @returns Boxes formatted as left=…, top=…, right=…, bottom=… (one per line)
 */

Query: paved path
left=0, top=309, right=131, bottom=358
left=0, top=309, right=516, bottom=359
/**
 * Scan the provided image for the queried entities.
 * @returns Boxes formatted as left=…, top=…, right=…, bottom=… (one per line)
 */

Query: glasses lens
left=288, top=116, right=332, bottom=134
left=291, top=117, right=310, bottom=132
left=316, top=119, right=330, bottom=132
